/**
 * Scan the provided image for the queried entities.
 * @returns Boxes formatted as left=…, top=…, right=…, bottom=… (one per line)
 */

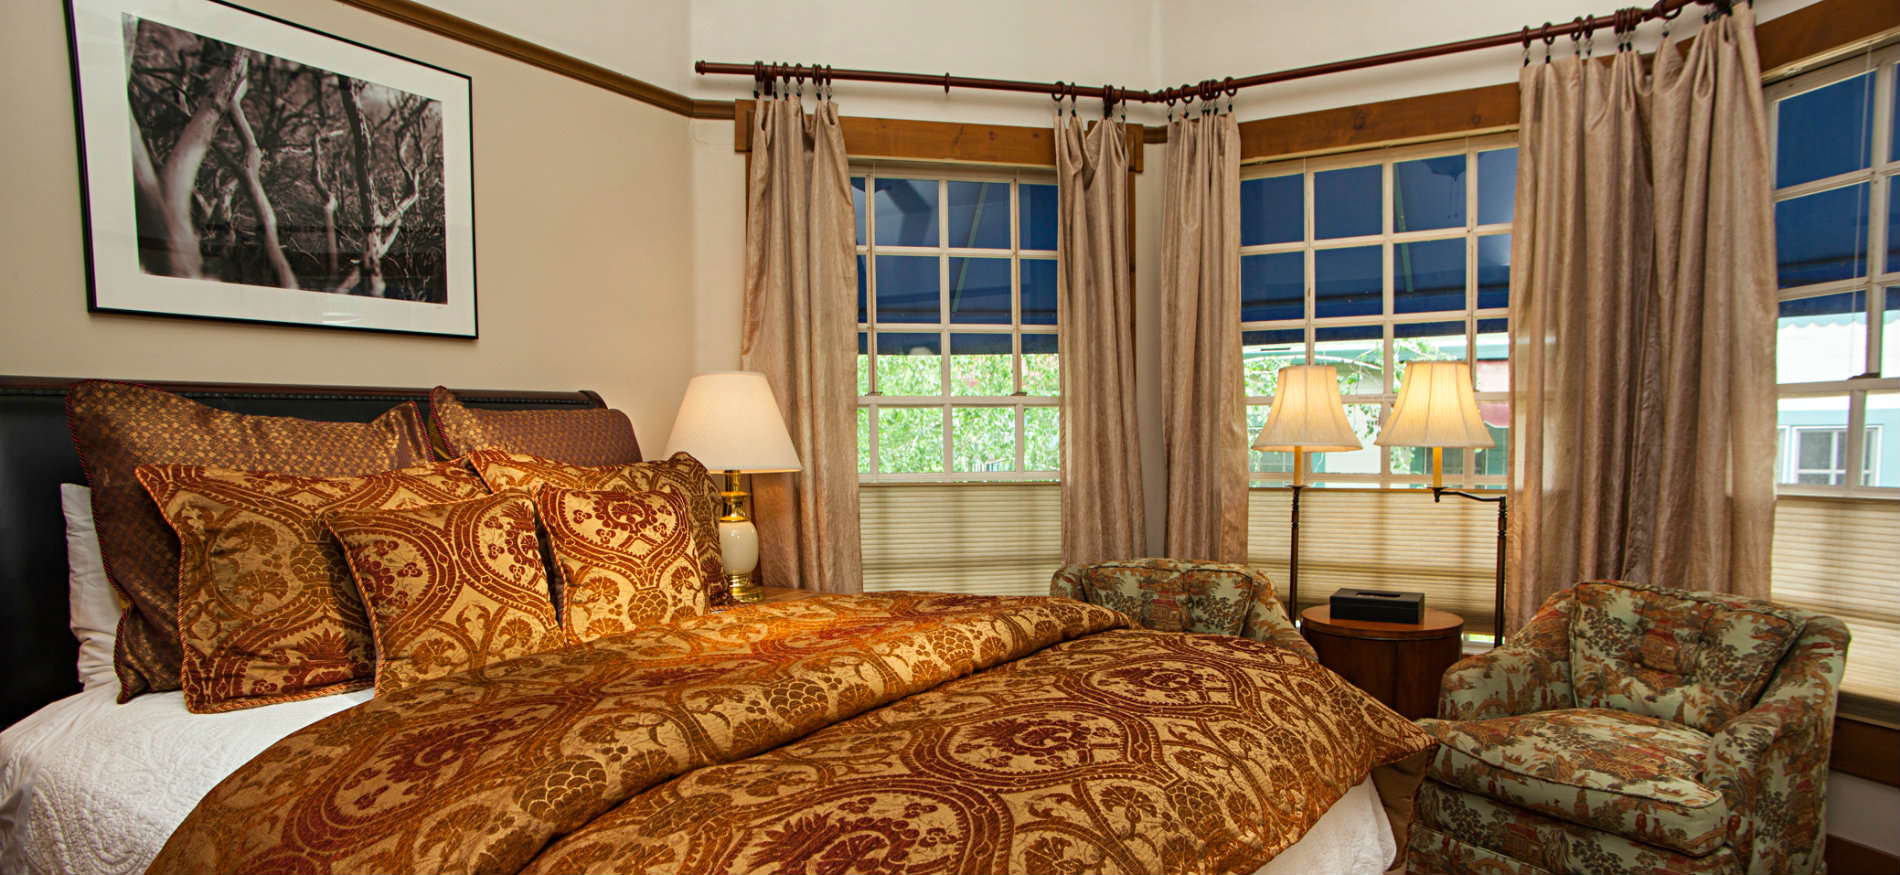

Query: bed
left=0, top=376, right=1433, bottom=874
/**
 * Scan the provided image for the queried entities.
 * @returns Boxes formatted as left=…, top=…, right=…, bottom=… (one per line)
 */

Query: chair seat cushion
left=1420, top=708, right=1728, bottom=856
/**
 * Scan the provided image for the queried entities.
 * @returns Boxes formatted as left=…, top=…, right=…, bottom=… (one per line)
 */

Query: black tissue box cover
left=1330, top=589, right=1424, bottom=624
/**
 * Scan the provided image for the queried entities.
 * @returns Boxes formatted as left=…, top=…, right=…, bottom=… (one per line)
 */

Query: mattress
left=0, top=679, right=1393, bottom=875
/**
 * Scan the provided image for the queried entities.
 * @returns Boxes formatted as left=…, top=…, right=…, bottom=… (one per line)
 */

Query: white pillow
left=61, top=483, right=119, bottom=689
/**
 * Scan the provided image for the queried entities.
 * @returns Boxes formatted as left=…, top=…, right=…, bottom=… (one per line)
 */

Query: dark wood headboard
left=0, top=376, right=617, bottom=728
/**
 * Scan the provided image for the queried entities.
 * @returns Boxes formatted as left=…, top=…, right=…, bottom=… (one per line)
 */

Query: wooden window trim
left=730, top=102, right=1144, bottom=172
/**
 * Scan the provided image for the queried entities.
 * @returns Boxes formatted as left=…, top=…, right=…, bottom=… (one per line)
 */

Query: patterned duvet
left=149, top=592, right=1434, bottom=874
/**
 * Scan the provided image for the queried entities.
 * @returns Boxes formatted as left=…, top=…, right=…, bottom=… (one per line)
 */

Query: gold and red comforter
left=149, top=593, right=1434, bottom=874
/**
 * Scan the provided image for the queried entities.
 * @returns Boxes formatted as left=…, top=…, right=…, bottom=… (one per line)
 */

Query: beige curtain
left=741, top=96, right=863, bottom=593
left=1509, top=6, right=1775, bottom=629
left=1055, top=115, right=1145, bottom=564
left=1159, top=114, right=1247, bottom=562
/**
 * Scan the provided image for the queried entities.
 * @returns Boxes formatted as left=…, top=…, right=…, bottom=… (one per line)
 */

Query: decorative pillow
left=136, top=460, right=490, bottom=713
left=535, top=486, right=705, bottom=642
left=467, top=449, right=726, bottom=603
left=61, top=484, right=119, bottom=690
left=429, top=386, right=640, bottom=466
left=1569, top=579, right=1806, bottom=733
left=325, top=491, right=566, bottom=693
left=66, top=380, right=432, bottom=700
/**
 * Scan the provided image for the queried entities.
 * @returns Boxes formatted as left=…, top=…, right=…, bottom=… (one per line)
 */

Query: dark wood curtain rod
left=697, top=0, right=1728, bottom=109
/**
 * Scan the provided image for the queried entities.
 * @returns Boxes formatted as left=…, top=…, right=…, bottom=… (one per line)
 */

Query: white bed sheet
left=0, top=682, right=370, bottom=875
left=1, top=682, right=1393, bottom=875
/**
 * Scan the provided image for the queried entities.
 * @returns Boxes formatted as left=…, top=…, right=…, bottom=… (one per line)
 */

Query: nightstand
left=1300, top=604, right=1464, bottom=720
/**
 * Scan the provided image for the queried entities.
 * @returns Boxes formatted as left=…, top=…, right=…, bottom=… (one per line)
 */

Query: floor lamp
left=1375, top=361, right=1505, bottom=645
left=1251, top=365, right=1363, bottom=619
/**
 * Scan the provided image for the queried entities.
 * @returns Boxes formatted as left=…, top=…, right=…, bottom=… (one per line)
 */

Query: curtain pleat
left=1160, top=114, right=1247, bottom=563
left=1055, top=116, right=1146, bottom=564
left=1508, top=6, right=1776, bottom=629
left=741, top=96, right=864, bottom=593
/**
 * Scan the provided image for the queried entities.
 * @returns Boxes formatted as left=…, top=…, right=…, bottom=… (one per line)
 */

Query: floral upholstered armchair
left=1049, top=558, right=1317, bottom=660
left=1407, top=579, right=1849, bottom=875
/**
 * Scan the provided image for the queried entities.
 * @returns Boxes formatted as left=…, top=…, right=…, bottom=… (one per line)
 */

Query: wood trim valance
left=730, top=102, right=1146, bottom=172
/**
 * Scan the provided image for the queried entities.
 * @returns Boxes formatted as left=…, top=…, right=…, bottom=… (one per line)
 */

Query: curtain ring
left=1521, top=26, right=1532, bottom=66
left=1570, top=16, right=1584, bottom=56
left=1223, top=76, right=1236, bottom=114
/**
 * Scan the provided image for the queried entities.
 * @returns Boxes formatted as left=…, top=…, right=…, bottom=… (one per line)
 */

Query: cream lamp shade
left=1376, top=361, right=1495, bottom=450
left=662, top=371, right=800, bottom=604
left=662, top=371, right=802, bottom=473
left=1251, top=364, right=1361, bottom=489
left=1251, top=365, right=1363, bottom=453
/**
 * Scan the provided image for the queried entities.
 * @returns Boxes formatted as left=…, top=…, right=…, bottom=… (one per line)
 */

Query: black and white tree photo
left=123, top=15, right=449, bottom=302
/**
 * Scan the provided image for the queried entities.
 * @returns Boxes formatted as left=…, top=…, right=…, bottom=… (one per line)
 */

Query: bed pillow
left=136, top=460, right=490, bottom=713
left=326, top=491, right=566, bottom=693
left=467, top=449, right=727, bottom=604
left=61, top=484, right=119, bottom=690
left=66, top=380, right=432, bottom=701
left=535, top=486, right=705, bottom=642
left=429, top=386, right=640, bottom=466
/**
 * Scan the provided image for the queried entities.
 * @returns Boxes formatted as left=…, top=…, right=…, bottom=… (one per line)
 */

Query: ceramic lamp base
left=717, top=472, right=762, bottom=603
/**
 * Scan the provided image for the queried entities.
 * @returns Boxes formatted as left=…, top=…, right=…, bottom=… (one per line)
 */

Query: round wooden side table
left=1300, top=605, right=1465, bottom=720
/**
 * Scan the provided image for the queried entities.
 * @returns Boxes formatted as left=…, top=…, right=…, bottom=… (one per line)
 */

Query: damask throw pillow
left=66, top=380, right=433, bottom=701
left=137, top=460, right=490, bottom=713
left=326, top=490, right=566, bottom=693
left=535, top=486, right=705, bottom=642
left=429, top=386, right=640, bottom=466
left=467, top=449, right=727, bottom=606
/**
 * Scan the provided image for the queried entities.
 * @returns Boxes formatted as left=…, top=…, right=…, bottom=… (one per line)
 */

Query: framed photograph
left=64, top=0, right=477, bottom=337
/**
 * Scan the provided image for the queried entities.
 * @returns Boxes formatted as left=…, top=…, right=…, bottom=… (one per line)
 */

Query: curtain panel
left=1055, top=116, right=1146, bottom=564
left=1508, top=6, right=1776, bottom=629
left=741, top=95, right=864, bottom=593
left=1159, top=113, right=1248, bottom=563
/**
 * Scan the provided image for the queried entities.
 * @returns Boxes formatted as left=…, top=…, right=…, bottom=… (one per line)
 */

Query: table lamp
left=1251, top=364, right=1363, bottom=616
left=663, top=371, right=801, bottom=603
left=1375, top=360, right=1505, bottom=645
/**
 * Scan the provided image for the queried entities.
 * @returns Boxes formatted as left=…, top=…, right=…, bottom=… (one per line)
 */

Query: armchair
left=1408, top=579, right=1849, bottom=874
left=1050, top=558, right=1317, bottom=660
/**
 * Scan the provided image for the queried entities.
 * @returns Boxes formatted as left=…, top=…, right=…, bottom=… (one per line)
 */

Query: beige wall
left=0, top=0, right=698, bottom=446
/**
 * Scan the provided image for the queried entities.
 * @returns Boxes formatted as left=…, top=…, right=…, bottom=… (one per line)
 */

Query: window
left=851, top=165, right=1064, bottom=597
left=1767, top=45, right=1900, bottom=496
left=851, top=167, right=1059, bottom=481
left=1239, top=135, right=1516, bottom=488
left=1767, top=48, right=1900, bottom=722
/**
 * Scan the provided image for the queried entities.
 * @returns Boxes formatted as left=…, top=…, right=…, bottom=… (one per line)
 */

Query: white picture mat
left=67, top=0, right=477, bottom=336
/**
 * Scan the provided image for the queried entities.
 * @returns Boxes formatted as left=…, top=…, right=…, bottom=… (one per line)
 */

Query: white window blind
left=1771, top=495, right=1900, bottom=722
left=1247, top=488, right=1501, bottom=637
left=860, top=483, right=1062, bottom=596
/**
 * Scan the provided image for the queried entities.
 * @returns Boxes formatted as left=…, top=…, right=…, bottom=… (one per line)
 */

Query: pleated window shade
left=1247, top=488, right=1501, bottom=638
left=860, top=483, right=1064, bottom=596
left=1770, top=496, right=1900, bottom=721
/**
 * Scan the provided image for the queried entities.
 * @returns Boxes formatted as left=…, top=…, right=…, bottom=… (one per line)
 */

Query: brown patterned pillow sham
left=535, top=486, right=705, bottom=642
left=467, top=449, right=726, bottom=603
left=66, top=380, right=432, bottom=700
left=325, top=490, right=566, bottom=693
left=429, top=386, right=640, bottom=466
left=136, top=460, right=490, bottom=713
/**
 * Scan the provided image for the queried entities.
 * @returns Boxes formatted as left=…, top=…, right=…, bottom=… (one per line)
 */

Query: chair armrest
left=1240, top=573, right=1318, bottom=661
left=1049, top=564, right=1086, bottom=602
left=1702, top=616, right=1849, bottom=875
left=1435, top=590, right=1575, bottom=720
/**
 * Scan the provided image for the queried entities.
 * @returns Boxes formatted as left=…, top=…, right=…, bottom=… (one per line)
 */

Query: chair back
left=1052, top=558, right=1266, bottom=636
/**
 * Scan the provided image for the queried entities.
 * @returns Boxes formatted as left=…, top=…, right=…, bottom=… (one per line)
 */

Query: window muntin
left=853, top=165, right=1059, bottom=482
left=1240, top=135, right=1515, bottom=488
left=1767, top=45, right=1900, bottom=497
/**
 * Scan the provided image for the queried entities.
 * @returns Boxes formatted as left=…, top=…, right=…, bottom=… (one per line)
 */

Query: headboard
left=0, top=376, right=618, bottom=728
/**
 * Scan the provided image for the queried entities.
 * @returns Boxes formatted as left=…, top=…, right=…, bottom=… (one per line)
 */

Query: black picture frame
left=64, top=0, right=478, bottom=337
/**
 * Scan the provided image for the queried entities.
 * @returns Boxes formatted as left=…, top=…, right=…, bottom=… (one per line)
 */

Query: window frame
left=1766, top=44, right=1900, bottom=499
left=853, top=161, right=1061, bottom=484
left=1240, top=132, right=1516, bottom=490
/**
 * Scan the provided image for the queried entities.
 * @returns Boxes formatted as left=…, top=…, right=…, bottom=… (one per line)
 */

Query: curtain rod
left=696, top=0, right=1727, bottom=110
